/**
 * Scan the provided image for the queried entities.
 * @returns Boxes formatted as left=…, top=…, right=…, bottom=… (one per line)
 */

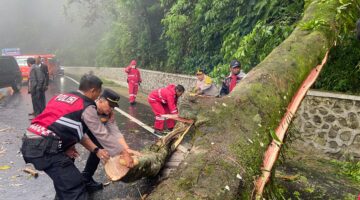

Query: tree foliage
left=68, top=0, right=360, bottom=94
left=314, top=36, right=360, bottom=94
left=162, top=0, right=304, bottom=74
left=312, top=0, right=360, bottom=94
left=68, top=0, right=304, bottom=73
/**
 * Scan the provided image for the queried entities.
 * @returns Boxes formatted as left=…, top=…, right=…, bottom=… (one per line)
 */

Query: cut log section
left=104, top=122, right=193, bottom=182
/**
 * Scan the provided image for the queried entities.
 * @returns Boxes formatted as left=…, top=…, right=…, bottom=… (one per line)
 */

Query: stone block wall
left=293, top=90, right=360, bottom=159
left=65, top=67, right=197, bottom=93
left=65, top=67, right=360, bottom=159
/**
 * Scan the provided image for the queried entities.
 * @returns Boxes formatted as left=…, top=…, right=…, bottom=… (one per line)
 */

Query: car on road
left=0, top=56, right=22, bottom=92
left=59, top=66, right=64, bottom=76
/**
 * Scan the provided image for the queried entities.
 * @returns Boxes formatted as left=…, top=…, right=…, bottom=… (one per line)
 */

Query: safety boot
left=153, top=129, right=167, bottom=137
left=82, top=173, right=103, bottom=193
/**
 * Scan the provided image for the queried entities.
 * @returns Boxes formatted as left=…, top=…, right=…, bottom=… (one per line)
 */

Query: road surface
left=0, top=76, right=159, bottom=200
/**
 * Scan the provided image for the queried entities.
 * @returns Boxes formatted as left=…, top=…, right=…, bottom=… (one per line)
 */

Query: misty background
left=0, top=0, right=109, bottom=66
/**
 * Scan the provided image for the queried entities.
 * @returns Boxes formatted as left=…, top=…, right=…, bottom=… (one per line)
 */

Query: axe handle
left=172, top=117, right=194, bottom=124
left=161, top=114, right=194, bottom=124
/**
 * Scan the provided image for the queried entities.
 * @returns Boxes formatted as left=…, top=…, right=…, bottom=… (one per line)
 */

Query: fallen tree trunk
left=89, top=0, right=360, bottom=199
left=89, top=123, right=192, bottom=199
left=146, top=1, right=359, bottom=199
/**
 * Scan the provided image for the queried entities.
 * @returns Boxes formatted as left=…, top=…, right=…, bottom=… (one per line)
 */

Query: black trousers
left=25, top=153, right=87, bottom=200
left=31, top=90, right=46, bottom=116
left=22, top=137, right=87, bottom=200
left=82, top=131, right=102, bottom=179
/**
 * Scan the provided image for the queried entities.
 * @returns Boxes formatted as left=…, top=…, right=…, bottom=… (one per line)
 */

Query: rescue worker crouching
left=21, top=74, right=109, bottom=200
left=81, top=88, right=139, bottom=192
left=148, top=84, right=185, bottom=135
left=193, top=69, right=218, bottom=96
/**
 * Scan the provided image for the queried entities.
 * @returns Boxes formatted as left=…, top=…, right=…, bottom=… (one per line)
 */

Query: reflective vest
left=27, top=91, right=95, bottom=150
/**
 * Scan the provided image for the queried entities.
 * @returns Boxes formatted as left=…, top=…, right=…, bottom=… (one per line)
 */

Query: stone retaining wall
left=293, top=90, right=360, bottom=159
left=65, top=67, right=360, bottom=159
left=65, top=67, right=196, bottom=93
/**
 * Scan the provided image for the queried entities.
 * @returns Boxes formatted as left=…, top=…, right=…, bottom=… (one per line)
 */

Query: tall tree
left=87, top=0, right=360, bottom=199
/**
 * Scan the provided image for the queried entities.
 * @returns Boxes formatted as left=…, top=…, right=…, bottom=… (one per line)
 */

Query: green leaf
left=270, top=129, right=283, bottom=144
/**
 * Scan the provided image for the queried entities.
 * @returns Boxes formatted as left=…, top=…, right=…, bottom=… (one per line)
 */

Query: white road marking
left=64, top=75, right=159, bottom=137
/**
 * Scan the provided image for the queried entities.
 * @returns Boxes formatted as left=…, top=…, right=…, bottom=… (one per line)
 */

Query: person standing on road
left=27, top=57, right=36, bottom=117
left=124, top=60, right=142, bottom=105
left=28, top=57, right=47, bottom=116
left=39, top=57, right=50, bottom=89
left=21, top=74, right=109, bottom=200
left=37, top=57, right=49, bottom=106
left=81, top=88, right=140, bottom=192
left=148, top=84, right=185, bottom=135
left=219, top=59, right=246, bottom=97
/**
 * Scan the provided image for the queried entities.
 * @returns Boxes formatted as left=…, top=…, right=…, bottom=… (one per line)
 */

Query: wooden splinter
left=23, top=167, right=39, bottom=178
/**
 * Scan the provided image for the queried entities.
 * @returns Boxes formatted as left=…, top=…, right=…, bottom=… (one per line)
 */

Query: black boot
left=82, top=172, right=103, bottom=193
left=154, top=129, right=167, bottom=137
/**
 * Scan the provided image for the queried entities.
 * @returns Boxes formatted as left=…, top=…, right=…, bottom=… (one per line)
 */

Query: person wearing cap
left=148, top=84, right=185, bottom=135
left=81, top=88, right=139, bottom=192
left=219, top=59, right=246, bottom=96
left=194, top=69, right=218, bottom=96
left=124, top=60, right=142, bottom=105
left=21, top=74, right=110, bottom=200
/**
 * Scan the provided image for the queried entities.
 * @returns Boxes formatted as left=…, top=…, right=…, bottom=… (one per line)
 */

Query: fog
left=0, top=0, right=109, bottom=65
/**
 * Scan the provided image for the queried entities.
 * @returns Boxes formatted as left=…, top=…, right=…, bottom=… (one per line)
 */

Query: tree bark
left=89, top=0, right=359, bottom=199
left=89, top=123, right=191, bottom=200
left=146, top=1, right=354, bottom=199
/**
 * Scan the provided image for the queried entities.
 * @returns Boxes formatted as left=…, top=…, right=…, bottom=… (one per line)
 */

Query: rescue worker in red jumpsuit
left=124, top=60, right=142, bottom=105
left=148, top=84, right=185, bottom=135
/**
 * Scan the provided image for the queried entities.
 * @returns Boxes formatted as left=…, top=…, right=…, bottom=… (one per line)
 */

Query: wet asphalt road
left=0, top=76, right=158, bottom=200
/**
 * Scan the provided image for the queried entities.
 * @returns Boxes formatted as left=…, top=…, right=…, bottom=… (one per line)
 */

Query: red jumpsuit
left=148, top=84, right=178, bottom=131
left=124, top=60, right=142, bottom=103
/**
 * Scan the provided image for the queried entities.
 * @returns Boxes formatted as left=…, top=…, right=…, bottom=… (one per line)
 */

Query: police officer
left=82, top=89, right=139, bottom=192
left=21, top=74, right=109, bottom=200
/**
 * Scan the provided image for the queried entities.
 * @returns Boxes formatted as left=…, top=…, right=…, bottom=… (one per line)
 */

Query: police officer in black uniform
left=21, top=74, right=109, bottom=200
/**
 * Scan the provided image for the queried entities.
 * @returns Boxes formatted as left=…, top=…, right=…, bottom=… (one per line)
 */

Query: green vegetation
left=314, top=36, right=360, bottom=94
left=68, top=0, right=360, bottom=94
left=69, top=0, right=304, bottom=75
left=310, top=0, right=360, bottom=94
left=331, top=160, right=360, bottom=182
